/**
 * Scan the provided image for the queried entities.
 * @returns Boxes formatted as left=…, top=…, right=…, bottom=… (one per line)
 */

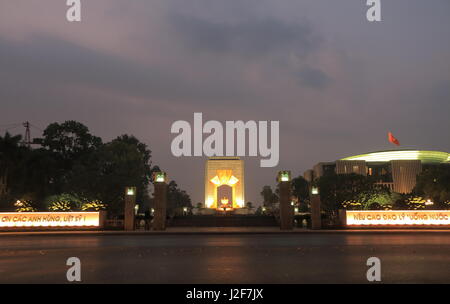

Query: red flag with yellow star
left=388, top=132, right=400, bottom=146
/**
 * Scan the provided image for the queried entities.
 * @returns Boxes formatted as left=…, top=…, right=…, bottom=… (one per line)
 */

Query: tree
left=42, top=121, right=102, bottom=161
left=358, top=188, right=400, bottom=210
left=0, top=132, right=27, bottom=209
left=40, top=121, right=102, bottom=193
left=94, top=138, right=150, bottom=215
left=292, top=176, right=310, bottom=203
left=0, top=121, right=162, bottom=215
left=56, top=134, right=154, bottom=215
left=166, top=181, right=192, bottom=217
left=315, top=173, right=377, bottom=212
left=292, top=176, right=310, bottom=212
left=19, top=148, right=60, bottom=209
left=414, top=165, right=450, bottom=208
left=260, top=185, right=278, bottom=208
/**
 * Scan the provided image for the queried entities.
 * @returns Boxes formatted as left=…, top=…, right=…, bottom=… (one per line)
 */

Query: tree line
left=0, top=121, right=191, bottom=216
left=260, top=169, right=450, bottom=213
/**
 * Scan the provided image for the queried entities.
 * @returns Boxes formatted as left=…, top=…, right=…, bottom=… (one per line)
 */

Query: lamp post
left=152, top=171, right=168, bottom=231
left=310, top=185, right=321, bottom=230
left=278, top=171, right=294, bottom=230
left=124, top=186, right=136, bottom=231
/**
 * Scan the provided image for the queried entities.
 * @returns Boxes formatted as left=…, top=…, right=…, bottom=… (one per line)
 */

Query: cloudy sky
left=1, top=0, right=449, bottom=204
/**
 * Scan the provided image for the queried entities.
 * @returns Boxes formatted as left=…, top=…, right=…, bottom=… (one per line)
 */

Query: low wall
left=0, top=211, right=106, bottom=230
left=339, top=210, right=450, bottom=227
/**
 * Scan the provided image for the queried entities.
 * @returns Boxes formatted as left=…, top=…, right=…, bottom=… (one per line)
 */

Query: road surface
left=1, top=232, right=449, bottom=283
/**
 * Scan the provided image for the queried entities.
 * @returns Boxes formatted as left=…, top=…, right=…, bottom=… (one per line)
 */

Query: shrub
left=81, top=200, right=107, bottom=211
left=14, top=199, right=37, bottom=212
left=406, top=196, right=426, bottom=210
left=341, top=200, right=363, bottom=210
left=45, top=194, right=82, bottom=211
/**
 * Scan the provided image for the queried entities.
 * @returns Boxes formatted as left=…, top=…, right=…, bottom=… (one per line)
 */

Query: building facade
left=304, top=150, right=450, bottom=194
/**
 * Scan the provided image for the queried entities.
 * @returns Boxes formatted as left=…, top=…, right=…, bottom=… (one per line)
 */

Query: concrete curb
left=1, top=228, right=450, bottom=237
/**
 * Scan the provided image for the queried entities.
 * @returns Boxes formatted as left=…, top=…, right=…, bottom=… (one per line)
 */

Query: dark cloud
left=170, top=14, right=320, bottom=58
left=0, top=34, right=255, bottom=106
left=295, top=65, right=332, bottom=89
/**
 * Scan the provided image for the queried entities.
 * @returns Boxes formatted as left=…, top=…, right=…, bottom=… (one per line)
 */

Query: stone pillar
left=310, top=191, right=321, bottom=230
left=153, top=172, right=168, bottom=231
left=278, top=171, right=293, bottom=230
left=124, top=187, right=136, bottom=231
left=338, top=209, right=347, bottom=228
left=98, top=210, right=107, bottom=229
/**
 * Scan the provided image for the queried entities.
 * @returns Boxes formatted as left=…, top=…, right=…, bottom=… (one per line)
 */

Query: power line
left=0, top=124, right=22, bottom=133
left=0, top=122, right=44, bottom=148
left=0, top=123, right=22, bottom=130
left=29, top=123, right=44, bottom=133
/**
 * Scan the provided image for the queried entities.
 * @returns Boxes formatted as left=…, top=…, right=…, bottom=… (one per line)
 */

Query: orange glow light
left=346, top=210, right=450, bottom=226
left=0, top=212, right=101, bottom=228
left=210, top=170, right=239, bottom=187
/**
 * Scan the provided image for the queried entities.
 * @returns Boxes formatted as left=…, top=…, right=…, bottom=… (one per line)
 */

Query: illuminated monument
left=204, top=157, right=245, bottom=210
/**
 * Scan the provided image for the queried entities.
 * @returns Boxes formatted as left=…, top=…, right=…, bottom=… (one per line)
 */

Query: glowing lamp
left=311, top=186, right=319, bottom=195
left=126, top=187, right=136, bottom=196
left=206, top=197, right=214, bottom=208
left=228, top=176, right=239, bottom=185
left=236, top=199, right=245, bottom=208
left=153, top=172, right=167, bottom=183
left=277, top=171, right=291, bottom=183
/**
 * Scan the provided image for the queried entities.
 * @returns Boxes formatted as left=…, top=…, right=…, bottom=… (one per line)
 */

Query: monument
left=204, top=157, right=245, bottom=211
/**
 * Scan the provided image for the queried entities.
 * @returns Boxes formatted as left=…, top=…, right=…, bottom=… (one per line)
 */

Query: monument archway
left=204, top=157, right=245, bottom=210
left=217, top=185, right=233, bottom=210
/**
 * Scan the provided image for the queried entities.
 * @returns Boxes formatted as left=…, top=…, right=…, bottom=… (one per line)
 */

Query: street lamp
left=311, top=186, right=319, bottom=195
left=153, top=171, right=167, bottom=183
left=277, top=171, right=291, bottom=183
left=126, top=187, right=136, bottom=196
left=425, top=199, right=434, bottom=206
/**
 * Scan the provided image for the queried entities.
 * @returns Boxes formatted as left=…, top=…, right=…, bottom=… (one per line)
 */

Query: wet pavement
left=0, top=232, right=449, bottom=283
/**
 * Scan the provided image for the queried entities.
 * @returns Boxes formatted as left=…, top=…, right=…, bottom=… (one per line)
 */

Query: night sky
left=1, top=0, right=449, bottom=205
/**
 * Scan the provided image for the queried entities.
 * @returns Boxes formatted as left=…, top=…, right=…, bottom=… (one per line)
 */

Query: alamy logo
left=66, top=257, right=81, bottom=282
left=66, top=0, right=81, bottom=22
left=366, top=257, right=381, bottom=282
left=171, top=113, right=279, bottom=167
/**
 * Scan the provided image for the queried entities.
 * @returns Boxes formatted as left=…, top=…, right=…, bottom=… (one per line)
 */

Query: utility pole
left=23, top=121, right=31, bottom=148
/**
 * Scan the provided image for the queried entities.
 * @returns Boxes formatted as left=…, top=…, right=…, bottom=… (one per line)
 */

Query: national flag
left=388, top=132, right=400, bottom=146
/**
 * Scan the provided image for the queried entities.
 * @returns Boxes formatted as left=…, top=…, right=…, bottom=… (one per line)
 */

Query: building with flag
left=304, top=150, right=450, bottom=194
